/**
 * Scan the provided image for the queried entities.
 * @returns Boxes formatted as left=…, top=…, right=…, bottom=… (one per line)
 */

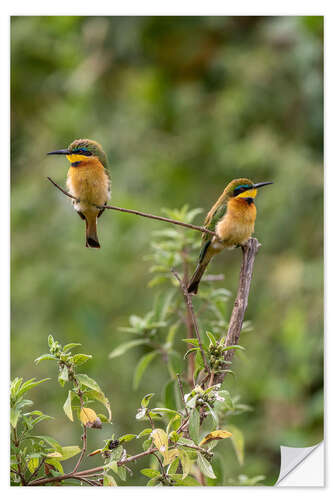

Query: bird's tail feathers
left=85, top=217, right=100, bottom=249
left=187, top=260, right=210, bottom=294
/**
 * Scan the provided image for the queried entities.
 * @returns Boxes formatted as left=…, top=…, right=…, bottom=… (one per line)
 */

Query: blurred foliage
left=11, top=16, right=323, bottom=486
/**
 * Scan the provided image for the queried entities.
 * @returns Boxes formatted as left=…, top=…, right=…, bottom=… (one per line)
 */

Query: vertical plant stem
left=172, top=269, right=210, bottom=374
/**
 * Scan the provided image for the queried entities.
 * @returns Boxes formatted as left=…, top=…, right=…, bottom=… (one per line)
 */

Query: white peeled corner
left=276, top=441, right=324, bottom=486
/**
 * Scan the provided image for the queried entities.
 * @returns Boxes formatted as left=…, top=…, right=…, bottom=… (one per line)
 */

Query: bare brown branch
left=47, top=177, right=217, bottom=238
left=214, top=237, right=261, bottom=385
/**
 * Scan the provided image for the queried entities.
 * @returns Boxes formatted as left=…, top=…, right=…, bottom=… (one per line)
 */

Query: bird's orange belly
left=215, top=202, right=256, bottom=248
left=66, top=164, right=109, bottom=213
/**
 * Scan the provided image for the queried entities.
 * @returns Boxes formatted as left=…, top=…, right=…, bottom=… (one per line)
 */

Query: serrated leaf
left=199, top=429, right=232, bottom=446
left=189, top=408, right=200, bottom=444
left=108, top=339, right=149, bottom=359
left=197, top=453, right=216, bottom=479
left=63, top=390, right=73, bottom=422
left=133, top=352, right=157, bottom=390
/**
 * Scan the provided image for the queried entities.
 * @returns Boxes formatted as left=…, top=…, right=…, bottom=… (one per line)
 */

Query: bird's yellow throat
left=66, top=154, right=87, bottom=164
left=236, top=188, right=257, bottom=199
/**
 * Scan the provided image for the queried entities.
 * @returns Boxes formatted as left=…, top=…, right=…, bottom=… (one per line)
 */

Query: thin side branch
left=172, top=269, right=210, bottom=374
left=47, top=177, right=217, bottom=238
left=214, top=237, right=261, bottom=384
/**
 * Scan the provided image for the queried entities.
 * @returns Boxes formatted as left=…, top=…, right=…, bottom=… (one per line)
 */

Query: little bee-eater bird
left=48, top=139, right=111, bottom=248
left=187, top=178, right=273, bottom=294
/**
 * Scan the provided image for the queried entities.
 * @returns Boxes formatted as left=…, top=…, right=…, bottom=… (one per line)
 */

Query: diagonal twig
left=47, top=177, right=217, bottom=238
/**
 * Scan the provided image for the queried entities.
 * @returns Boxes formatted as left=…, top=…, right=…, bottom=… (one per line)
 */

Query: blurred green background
left=11, top=16, right=323, bottom=485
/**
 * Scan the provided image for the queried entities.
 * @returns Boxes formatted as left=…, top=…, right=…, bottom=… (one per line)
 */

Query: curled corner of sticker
left=276, top=441, right=324, bottom=486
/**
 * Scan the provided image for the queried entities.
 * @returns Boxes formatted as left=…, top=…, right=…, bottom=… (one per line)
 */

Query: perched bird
left=187, top=178, right=273, bottom=294
left=48, top=139, right=111, bottom=248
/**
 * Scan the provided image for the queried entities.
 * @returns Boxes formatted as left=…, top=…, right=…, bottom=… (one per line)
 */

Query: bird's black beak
left=47, top=149, right=70, bottom=156
left=253, top=182, right=274, bottom=189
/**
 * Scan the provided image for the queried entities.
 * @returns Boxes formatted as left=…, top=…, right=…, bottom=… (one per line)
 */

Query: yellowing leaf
left=88, top=448, right=103, bottom=457
left=80, top=407, right=102, bottom=428
left=27, top=457, right=39, bottom=473
left=163, top=448, right=180, bottom=466
left=151, top=428, right=168, bottom=454
left=199, top=429, right=232, bottom=446
left=179, top=449, right=192, bottom=479
left=47, top=451, right=63, bottom=458
left=225, top=424, right=244, bottom=465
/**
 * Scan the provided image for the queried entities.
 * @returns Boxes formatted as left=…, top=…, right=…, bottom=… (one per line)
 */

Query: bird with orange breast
left=48, top=139, right=111, bottom=248
left=187, top=178, right=273, bottom=294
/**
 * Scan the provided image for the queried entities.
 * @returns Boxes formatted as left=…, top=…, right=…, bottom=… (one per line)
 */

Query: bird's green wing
left=198, top=201, right=227, bottom=263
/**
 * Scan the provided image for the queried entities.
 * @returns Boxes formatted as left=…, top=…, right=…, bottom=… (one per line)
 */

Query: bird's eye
left=73, top=148, right=92, bottom=156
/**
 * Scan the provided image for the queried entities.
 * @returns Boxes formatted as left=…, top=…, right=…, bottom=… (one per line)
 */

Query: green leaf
left=48, top=335, right=55, bottom=349
left=84, top=389, right=112, bottom=421
left=33, top=435, right=62, bottom=453
left=133, top=352, right=157, bottom=390
left=34, top=354, right=57, bottom=365
left=184, top=347, right=200, bottom=359
left=45, top=458, right=64, bottom=474
left=189, top=408, right=200, bottom=444
left=221, top=345, right=245, bottom=352
left=63, top=343, right=81, bottom=352
left=71, top=354, right=92, bottom=366
left=206, top=456, right=224, bottom=486
left=168, top=474, right=201, bottom=486
left=140, top=468, right=161, bottom=479
left=51, top=446, right=81, bottom=461
left=197, top=453, right=216, bottom=479
left=10, top=407, right=20, bottom=428
left=103, top=473, right=117, bottom=486
left=206, top=331, right=216, bottom=346
left=165, top=322, right=179, bottom=348
left=16, top=378, right=50, bottom=399
left=109, top=339, right=149, bottom=359
left=76, top=373, right=101, bottom=393
left=63, top=390, right=73, bottom=422
left=141, top=393, right=155, bottom=408
left=182, top=338, right=199, bottom=346
left=164, top=379, right=177, bottom=410
left=225, top=424, right=244, bottom=465
left=119, top=434, right=137, bottom=443
left=137, top=428, right=152, bottom=439
left=58, top=365, right=68, bottom=386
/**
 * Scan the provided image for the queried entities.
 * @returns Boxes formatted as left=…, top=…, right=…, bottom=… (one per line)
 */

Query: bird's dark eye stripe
left=234, top=184, right=250, bottom=195
left=72, top=148, right=92, bottom=156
